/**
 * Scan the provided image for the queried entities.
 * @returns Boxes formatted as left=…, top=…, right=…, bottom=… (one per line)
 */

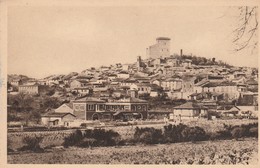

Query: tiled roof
left=115, top=97, right=148, bottom=103
left=156, top=37, right=171, bottom=40
left=217, top=105, right=240, bottom=111
left=74, top=87, right=91, bottom=90
left=11, top=79, right=21, bottom=82
left=65, top=103, right=73, bottom=109
left=203, top=81, right=237, bottom=87
left=173, top=102, right=207, bottom=109
left=19, top=82, right=39, bottom=86
left=148, top=110, right=172, bottom=113
left=195, top=79, right=209, bottom=86
left=74, top=97, right=105, bottom=103
left=42, top=112, right=76, bottom=117
left=246, top=79, right=258, bottom=85
left=189, top=92, right=202, bottom=97
left=118, top=71, right=129, bottom=74
left=123, top=78, right=137, bottom=83
left=130, top=98, right=148, bottom=103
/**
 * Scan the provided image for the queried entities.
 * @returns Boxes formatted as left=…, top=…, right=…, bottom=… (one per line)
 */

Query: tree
left=30, top=110, right=42, bottom=124
left=42, top=97, right=61, bottom=109
left=8, top=93, right=35, bottom=114
left=232, top=7, right=258, bottom=52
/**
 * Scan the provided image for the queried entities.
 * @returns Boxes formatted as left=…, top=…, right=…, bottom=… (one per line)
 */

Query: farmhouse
left=173, top=102, right=208, bottom=120
left=41, top=112, right=76, bottom=126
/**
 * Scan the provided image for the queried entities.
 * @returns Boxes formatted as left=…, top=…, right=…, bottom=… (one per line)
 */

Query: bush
left=208, top=132, right=222, bottom=141
left=63, top=129, right=83, bottom=148
left=249, top=127, right=258, bottom=138
left=216, top=130, right=232, bottom=140
left=181, top=126, right=207, bottom=142
left=134, top=124, right=207, bottom=144
left=163, top=124, right=188, bottom=143
left=88, top=129, right=121, bottom=147
left=19, top=135, right=44, bottom=152
left=240, top=123, right=258, bottom=137
left=216, top=123, right=258, bottom=140
left=134, top=127, right=163, bottom=144
left=231, top=127, right=246, bottom=140
left=63, top=129, right=122, bottom=148
left=8, top=114, right=22, bottom=122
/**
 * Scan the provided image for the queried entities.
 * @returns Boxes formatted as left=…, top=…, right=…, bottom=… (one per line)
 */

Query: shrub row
left=134, top=123, right=258, bottom=144
left=211, top=123, right=258, bottom=140
left=63, top=129, right=123, bottom=148
left=14, top=123, right=258, bottom=152
left=134, top=124, right=208, bottom=144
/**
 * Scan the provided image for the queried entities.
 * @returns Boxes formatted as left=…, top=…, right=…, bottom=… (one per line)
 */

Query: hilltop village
left=7, top=37, right=258, bottom=127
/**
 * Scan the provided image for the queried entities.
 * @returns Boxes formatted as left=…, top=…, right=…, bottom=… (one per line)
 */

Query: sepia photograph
left=1, top=0, right=259, bottom=166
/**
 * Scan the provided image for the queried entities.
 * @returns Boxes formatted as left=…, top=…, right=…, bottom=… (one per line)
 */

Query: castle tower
left=146, top=37, right=171, bottom=59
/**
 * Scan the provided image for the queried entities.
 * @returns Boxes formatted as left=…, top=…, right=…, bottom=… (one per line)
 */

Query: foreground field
left=8, top=138, right=258, bottom=164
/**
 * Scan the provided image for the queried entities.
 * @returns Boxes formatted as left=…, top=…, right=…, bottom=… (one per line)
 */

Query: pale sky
left=8, top=6, right=258, bottom=79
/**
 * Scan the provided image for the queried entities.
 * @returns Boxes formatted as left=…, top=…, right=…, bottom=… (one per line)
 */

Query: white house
left=173, top=102, right=208, bottom=120
left=130, top=83, right=151, bottom=95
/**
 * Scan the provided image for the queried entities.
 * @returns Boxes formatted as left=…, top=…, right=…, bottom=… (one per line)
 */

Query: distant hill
left=7, top=74, right=34, bottom=83
left=8, top=54, right=237, bottom=81
left=63, top=72, right=78, bottom=80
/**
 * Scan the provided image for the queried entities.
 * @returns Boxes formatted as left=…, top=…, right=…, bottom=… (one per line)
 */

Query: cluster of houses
left=8, top=37, right=259, bottom=127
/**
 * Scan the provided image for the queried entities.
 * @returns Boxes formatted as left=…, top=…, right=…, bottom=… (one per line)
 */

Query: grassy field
left=8, top=119, right=258, bottom=150
left=8, top=138, right=258, bottom=164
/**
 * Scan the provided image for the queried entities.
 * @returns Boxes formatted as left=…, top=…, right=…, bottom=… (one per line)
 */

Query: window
left=132, top=105, right=136, bottom=111
left=88, top=104, right=95, bottom=111
left=80, top=106, right=84, bottom=110
left=143, top=105, right=147, bottom=111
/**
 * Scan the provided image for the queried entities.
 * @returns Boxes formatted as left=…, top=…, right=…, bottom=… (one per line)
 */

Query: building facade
left=18, top=83, right=40, bottom=94
left=72, top=97, right=148, bottom=121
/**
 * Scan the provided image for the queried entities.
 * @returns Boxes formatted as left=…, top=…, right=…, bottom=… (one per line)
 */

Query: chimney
left=180, top=49, right=183, bottom=57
